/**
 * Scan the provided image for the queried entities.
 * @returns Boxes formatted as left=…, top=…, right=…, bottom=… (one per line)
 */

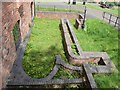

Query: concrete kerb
left=7, top=54, right=85, bottom=87
left=60, top=18, right=117, bottom=73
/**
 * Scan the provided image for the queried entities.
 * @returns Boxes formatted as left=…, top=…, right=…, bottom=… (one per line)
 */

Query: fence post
left=109, top=14, right=112, bottom=24
left=82, top=6, right=87, bottom=30
left=103, top=12, right=105, bottom=20
left=54, top=5, right=56, bottom=12
left=37, top=5, right=39, bottom=11
left=34, top=2, right=36, bottom=17
left=69, top=5, right=71, bottom=12
left=114, top=17, right=118, bottom=27
left=39, top=5, right=41, bottom=11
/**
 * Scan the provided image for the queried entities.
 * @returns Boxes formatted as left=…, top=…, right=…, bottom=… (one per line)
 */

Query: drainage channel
left=60, top=18, right=117, bottom=73
left=60, top=18, right=101, bottom=65
left=6, top=18, right=117, bottom=89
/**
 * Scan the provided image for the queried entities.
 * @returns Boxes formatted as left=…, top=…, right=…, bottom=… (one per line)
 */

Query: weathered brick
left=36, top=12, right=79, bottom=20
left=1, top=1, right=34, bottom=89
left=2, top=47, right=9, bottom=59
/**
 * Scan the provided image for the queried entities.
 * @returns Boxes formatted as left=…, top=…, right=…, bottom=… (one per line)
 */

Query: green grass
left=77, top=3, right=119, bottom=16
left=23, top=17, right=119, bottom=88
left=71, top=19, right=119, bottom=88
left=36, top=7, right=83, bottom=13
left=22, top=18, right=79, bottom=79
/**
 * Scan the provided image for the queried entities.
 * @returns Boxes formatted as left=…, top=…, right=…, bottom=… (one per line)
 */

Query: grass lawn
left=22, top=18, right=79, bottom=79
left=77, top=3, right=119, bottom=16
left=71, top=19, right=119, bottom=88
left=23, top=17, right=119, bottom=88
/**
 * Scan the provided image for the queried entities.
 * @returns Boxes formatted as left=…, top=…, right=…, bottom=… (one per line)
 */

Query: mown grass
left=77, top=3, right=119, bottom=16
left=22, top=18, right=79, bottom=79
left=36, top=7, right=83, bottom=13
left=71, top=19, right=119, bottom=88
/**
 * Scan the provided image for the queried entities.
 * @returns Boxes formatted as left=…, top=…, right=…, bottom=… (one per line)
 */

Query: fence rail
left=103, top=12, right=120, bottom=27
left=35, top=4, right=83, bottom=13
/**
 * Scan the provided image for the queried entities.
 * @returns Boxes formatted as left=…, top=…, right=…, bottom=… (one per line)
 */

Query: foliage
left=114, top=2, right=120, bottom=6
left=105, top=2, right=120, bottom=6
left=105, top=2, right=115, bottom=7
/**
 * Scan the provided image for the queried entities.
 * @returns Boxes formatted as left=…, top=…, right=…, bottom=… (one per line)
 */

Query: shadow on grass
left=22, top=45, right=62, bottom=79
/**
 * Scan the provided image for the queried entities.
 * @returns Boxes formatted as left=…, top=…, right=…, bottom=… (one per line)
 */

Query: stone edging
left=36, top=11, right=82, bottom=20
left=60, top=18, right=117, bottom=73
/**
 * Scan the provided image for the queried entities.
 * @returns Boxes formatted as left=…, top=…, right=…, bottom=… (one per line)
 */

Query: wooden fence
left=103, top=12, right=120, bottom=27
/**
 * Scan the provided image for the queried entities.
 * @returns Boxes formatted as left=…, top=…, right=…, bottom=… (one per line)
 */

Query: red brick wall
left=0, top=2, right=2, bottom=90
left=1, top=1, right=34, bottom=89
left=20, top=3, right=33, bottom=41
left=36, top=11, right=79, bottom=20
